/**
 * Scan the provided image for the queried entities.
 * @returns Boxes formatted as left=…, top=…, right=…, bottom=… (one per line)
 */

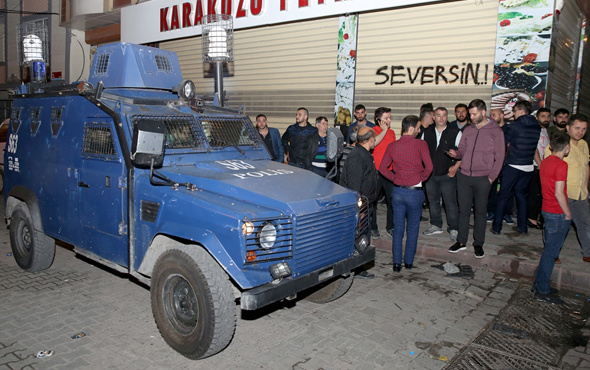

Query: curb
left=372, top=239, right=590, bottom=295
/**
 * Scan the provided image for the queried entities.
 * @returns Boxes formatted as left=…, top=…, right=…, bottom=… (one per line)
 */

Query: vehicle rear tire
left=9, top=203, right=55, bottom=272
left=305, top=274, right=354, bottom=304
left=150, top=249, right=236, bottom=359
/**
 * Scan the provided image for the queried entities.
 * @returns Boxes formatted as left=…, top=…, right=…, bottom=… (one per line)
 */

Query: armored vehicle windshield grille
left=154, top=54, right=172, bottom=73
left=292, top=205, right=357, bottom=276
left=199, top=117, right=261, bottom=149
left=82, top=123, right=117, bottom=159
left=244, top=217, right=293, bottom=265
left=131, top=115, right=206, bottom=150
left=95, top=53, right=110, bottom=75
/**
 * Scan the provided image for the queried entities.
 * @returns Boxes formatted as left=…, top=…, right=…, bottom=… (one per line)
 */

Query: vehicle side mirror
left=326, top=127, right=344, bottom=162
left=131, top=119, right=166, bottom=168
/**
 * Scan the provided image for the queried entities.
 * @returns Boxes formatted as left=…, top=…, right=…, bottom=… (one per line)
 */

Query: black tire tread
left=10, top=203, right=55, bottom=272
left=151, top=248, right=236, bottom=359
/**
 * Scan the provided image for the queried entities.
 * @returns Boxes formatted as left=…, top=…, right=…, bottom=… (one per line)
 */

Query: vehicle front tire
left=150, top=249, right=237, bottom=360
left=304, top=274, right=354, bottom=304
left=9, top=203, right=55, bottom=272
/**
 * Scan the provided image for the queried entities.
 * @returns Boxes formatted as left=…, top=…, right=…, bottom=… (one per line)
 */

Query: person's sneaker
left=503, top=215, right=515, bottom=225
left=371, top=229, right=381, bottom=239
left=474, top=245, right=485, bottom=258
left=487, top=212, right=494, bottom=223
left=356, top=270, right=375, bottom=279
left=448, top=242, right=466, bottom=253
left=449, top=230, right=458, bottom=241
left=386, top=229, right=393, bottom=238
left=423, top=225, right=443, bottom=236
left=534, top=292, right=564, bottom=305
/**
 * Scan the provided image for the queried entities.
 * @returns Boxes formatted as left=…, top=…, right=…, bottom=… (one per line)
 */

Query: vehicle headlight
left=357, top=197, right=363, bottom=208
left=258, top=222, right=277, bottom=250
left=242, top=221, right=255, bottom=235
left=177, top=79, right=195, bottom=101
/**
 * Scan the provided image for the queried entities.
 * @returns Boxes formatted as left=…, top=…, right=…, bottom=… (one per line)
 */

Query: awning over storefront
left=121, top=0, right=441, bottom=44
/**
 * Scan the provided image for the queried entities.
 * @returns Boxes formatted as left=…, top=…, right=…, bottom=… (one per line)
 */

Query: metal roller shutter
left=546, top=0, right=584, bottom=112
left=576, top=21, right=590, bottom=117
left=354, top=0, right=498, bottom=129
left=161, top=17, right=339, bottom=134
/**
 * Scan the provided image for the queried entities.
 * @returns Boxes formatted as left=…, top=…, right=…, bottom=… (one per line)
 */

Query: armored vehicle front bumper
left=240, top=246, right=376, bottom=310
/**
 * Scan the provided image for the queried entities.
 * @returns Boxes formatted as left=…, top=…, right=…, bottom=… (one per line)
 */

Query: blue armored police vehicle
left=4, top=43, right=374, bottom=359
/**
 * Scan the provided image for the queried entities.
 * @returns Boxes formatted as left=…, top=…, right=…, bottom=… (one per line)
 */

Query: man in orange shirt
left=371, top=107, right=396, bottom=238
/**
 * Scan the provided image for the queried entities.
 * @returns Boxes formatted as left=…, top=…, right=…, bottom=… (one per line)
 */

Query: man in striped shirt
left=304, top=116, right=332, bottom=177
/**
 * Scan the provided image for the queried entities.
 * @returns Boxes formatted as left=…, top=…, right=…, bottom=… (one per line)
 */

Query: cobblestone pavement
left=1, top=222, right=589, bottom=369
left=1, top=236, right=517, bottom=370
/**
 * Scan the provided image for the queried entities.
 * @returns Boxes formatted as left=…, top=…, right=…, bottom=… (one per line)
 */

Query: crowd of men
left=255, top=102, right=590, bottom=305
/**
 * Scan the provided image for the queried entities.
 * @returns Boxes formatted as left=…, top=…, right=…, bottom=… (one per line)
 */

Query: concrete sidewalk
left=371, top=202, right=590, bottom=295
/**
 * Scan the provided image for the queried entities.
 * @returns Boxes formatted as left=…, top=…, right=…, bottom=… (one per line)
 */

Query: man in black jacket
left=340, top=126, right=378, bottom=278
left=491, top=100, right=541, bottom=235
left=422, top=107, right=462, bottom=241
left=281, top=107, right=318, bottom=168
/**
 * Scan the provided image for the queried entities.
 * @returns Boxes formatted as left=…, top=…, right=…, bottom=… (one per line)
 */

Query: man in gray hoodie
left=447, top=99, right=505, bottom=258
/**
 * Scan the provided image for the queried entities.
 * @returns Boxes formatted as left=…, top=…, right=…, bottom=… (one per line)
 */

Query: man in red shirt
left=533, top=131, right=571, bottom=305
left=379, top=115, right=433, bottom=272
left=371, top=107, right=396, bottom=238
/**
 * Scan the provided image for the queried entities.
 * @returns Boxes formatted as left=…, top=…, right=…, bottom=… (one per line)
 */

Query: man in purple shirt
left=447, top=99, right=505, bottom=258
left=379, top=115, right=433, bottom=273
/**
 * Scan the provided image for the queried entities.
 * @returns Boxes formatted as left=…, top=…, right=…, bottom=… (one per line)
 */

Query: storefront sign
left=375, top=63, right=490, bottom=86
left=122, top=0, right=439, bottom=44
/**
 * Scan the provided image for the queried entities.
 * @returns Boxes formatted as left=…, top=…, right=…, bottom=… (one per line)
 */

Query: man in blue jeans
left=379, top=115, right=433, bottom=272
left=533, top=131, right=571, bottom=305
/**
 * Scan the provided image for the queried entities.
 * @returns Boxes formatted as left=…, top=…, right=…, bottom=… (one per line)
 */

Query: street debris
left=492, top=323, right=530, bottom=339
left=71, top=332, right=86, bottom=339
left=6, top=253, right=11, bottom=256
left=431, top=262, right=475, bottom=279
left=394, top=303, right=402, bottom=310
left=36, top=350, right=53, bottom=358
left=443, top=262, right=460, bottom=274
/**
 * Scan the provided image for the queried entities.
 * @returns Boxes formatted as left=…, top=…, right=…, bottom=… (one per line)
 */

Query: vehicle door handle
left=78, top=181, right=90, bottom=188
